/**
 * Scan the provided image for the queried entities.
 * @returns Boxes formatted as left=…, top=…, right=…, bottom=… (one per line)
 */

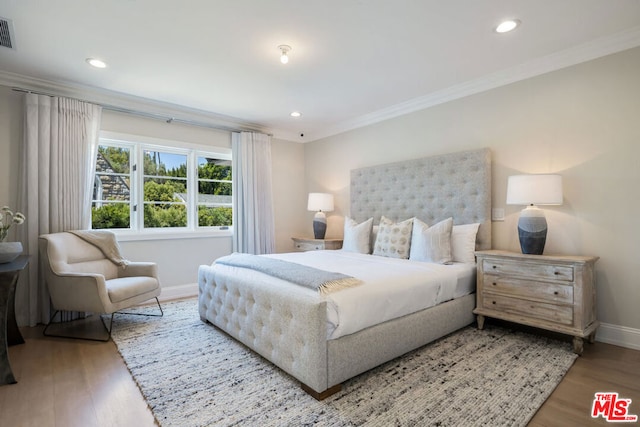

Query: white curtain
left=231, top=132, right=275, bottom=254
left=16, top=94, right=102, bottom=326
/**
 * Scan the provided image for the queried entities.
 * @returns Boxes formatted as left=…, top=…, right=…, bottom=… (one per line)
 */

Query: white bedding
left=263, top=250, right=476, bottom=340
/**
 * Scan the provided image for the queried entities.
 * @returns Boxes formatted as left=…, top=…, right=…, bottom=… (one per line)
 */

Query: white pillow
left=373, top=216, right=413, bottom=259
left=342, top=217, right=373, bottom=254
left=409, top=217, right=453, bottom=264
left=451, top=223, right=480, bottom=264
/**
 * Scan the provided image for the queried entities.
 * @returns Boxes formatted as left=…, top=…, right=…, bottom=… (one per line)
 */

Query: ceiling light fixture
left=86, top=58, right=107, bottom=68
left=495, top=19, right=520, bottom=33
left=278, top=45, right=291, bottom=64
left=290, top=111, right=301, bottom=118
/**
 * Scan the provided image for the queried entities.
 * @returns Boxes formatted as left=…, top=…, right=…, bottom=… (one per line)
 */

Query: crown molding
left=306, top=25, right=640, bottom=143
left=0, top=70, right=267, bottom=134
left=2, top=25, right=639, bottom=144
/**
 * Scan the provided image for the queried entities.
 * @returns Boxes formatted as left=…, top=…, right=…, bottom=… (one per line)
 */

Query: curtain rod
left=11, top=86, right=265, bottom=135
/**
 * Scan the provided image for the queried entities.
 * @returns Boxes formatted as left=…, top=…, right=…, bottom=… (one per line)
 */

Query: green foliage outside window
left=91, top=145, right=232, bottom=230
left=198, top=206, right=232, bottom=227
left=91, top=203, right=130, bottom=229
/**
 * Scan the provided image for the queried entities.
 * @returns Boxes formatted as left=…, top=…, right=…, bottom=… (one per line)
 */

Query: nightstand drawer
left=482, top=276, right=573, bottom=304
left=482, top=259, right=574, bottom=281
left=292, top=237, right=343, bottom=252
left=294, top=241, right=324, bottom=251
left=482, top=294, right=573, bottom=325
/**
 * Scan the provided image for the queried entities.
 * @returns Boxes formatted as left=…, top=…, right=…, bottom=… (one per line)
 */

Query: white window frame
left=93, top=131, right=233, bottom=241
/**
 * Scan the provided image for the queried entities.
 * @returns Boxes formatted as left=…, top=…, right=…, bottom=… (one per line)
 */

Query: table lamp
left=307, top=193, right=334, bottom=239
left=506, top=174, right=563, bottom=255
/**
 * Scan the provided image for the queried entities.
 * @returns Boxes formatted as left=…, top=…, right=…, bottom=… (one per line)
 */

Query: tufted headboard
left=350, top=148, right=492, bottom=250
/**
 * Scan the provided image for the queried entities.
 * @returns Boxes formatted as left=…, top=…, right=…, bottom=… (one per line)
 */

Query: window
left=91, top=135, right=232, bottom=234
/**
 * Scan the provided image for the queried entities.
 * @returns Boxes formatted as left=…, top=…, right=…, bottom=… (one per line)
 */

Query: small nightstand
left=473, top=250, right=599, bottom=355
left=291, top=237, right=343, bottom=252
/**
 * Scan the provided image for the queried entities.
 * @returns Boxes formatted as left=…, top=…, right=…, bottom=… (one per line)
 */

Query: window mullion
left=188, top=151, right=197, bottom=230
left=135, top=144, right=144, bottom=231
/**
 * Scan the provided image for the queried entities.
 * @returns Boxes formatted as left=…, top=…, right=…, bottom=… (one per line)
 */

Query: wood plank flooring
left=1, top=320, right=639, bottom=427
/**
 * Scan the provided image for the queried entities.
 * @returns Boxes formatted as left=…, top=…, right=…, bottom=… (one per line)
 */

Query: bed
left=198, top=148, right=491, bottom=399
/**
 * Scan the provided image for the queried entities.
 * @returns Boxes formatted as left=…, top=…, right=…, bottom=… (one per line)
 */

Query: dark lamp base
left=518, top=228, right=547, bottom=255
left=313, top=220, right=327, bottom=239
left=312, top=210, right=327, bottom=239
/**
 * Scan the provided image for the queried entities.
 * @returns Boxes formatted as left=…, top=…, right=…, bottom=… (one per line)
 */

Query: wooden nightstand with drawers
left=291, top=237, right=343, bottom=252
left=473, top=250, right=599, bottom=355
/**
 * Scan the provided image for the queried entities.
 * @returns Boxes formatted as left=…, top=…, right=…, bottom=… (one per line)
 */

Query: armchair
left=39, top=231, right=162, bottom=341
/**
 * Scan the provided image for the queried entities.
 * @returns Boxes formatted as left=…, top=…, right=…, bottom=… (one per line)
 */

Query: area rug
left=111, top=299, right=577, bottom=427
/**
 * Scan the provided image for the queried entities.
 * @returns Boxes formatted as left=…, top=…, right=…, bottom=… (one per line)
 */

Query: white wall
left=304, top=47, right=640, bottom=346
left=271, top=139, right=308, bottom=252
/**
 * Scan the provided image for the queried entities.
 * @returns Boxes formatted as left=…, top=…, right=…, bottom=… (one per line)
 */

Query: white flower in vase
left=0, top=206, right=26, bottom=242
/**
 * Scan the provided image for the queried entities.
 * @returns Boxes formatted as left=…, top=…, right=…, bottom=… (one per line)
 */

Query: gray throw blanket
left=215, top=252, right=362, bottom=295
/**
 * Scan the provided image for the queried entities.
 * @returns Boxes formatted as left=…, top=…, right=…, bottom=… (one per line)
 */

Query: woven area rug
left=111, top=299, right=577, bottom=427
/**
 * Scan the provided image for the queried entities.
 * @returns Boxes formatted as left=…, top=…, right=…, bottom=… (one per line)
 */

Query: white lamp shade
left=506, top=174, right=563, bottom=206
left=307, top=193, right=334, bottom=212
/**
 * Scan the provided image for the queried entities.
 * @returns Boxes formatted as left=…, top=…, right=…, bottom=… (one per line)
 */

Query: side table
left=1, top=255, right=28, bottom=385
left=473, top=250, right=598, bottom=355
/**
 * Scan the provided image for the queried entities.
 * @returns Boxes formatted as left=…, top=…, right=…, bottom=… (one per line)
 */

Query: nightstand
left=291, top=237, right=343, bottom=252
left=473, top=250, right=599, bottom=355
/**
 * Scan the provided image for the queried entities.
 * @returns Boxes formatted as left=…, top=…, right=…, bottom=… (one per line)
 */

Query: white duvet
left=265, top=250, right=476, bottom=340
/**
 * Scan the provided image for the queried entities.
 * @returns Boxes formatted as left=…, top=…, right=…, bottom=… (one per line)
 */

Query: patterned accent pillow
left=342, top=217, right=373, bottom=254
left=409, top=217, right=453, bottom=264
left=373, top=216, right=414, bottom=259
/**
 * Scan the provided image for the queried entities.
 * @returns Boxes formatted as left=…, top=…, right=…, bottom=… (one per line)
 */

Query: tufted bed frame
left=198, top=148, right=491, bottom=399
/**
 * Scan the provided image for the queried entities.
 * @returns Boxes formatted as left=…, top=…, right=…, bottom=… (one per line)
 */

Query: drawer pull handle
left=492, top=301, right=496, bottom=305
left=554, top=291, right=559, bottom=295
left=492, top=282, right=497, bottom=286
left=554, top=271, right=560, bottom=275
left=492, top=265, right=497, bottom=269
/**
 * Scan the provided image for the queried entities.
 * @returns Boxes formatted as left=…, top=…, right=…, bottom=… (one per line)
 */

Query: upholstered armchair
left=39, top=231, right=162, bottom=341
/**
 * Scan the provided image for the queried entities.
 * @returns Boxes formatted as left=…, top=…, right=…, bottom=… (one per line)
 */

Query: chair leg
left=117, top=297, right=164, bottom=317
left=43, top=310, right=112, bottom=342
left=42, top=298, right=162, bottom=342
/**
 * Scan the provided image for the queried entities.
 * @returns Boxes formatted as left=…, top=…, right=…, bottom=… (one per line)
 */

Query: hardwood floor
left=1, top=320, right=639, bottom=427
left=529, top=338, right=640, bottom=426
left=0, top=321, right=156, bottom=427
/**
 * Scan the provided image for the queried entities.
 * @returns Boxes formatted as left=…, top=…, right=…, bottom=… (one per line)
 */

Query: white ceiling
left=1, top=0, right=640, bottom=142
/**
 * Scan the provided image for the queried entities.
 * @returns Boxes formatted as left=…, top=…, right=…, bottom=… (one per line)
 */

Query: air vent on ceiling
left=0, top=17, right=16, bottom=50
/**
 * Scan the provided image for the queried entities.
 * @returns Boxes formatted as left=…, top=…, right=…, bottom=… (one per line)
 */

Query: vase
left=0, top=241, right=23, bottom=264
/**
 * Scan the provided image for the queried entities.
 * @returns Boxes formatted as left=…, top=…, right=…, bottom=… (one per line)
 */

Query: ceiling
left=1, top=1, right=640, bottom=142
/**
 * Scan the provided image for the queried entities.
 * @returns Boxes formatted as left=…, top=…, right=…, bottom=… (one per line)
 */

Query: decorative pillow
left=342, top=217, right=373, bottom=254
left=373, top=216, right=414, bottom=259
left=451, top=223, right=480, bottom=264
left=409, top=217, right=453, bottom=264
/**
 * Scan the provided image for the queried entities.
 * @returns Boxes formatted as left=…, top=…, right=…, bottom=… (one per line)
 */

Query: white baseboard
left=596, top=322, right=640, bottom=351
left=159, top=283, right=198, bottom=302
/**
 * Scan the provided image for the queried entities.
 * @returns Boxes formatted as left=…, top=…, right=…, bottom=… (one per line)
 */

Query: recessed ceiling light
left=495, top=19, right=520, bottom=33
left=86, top=58, right=107, bottom=68
left=290, top=111, right=301, bottom=118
